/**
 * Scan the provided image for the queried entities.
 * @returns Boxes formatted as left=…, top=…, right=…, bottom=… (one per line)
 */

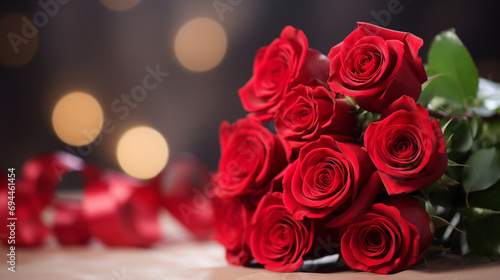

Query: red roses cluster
left=212, top=23, right=447, bottom=274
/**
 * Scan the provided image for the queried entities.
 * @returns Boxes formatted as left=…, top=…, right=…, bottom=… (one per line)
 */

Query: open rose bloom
left=212, top=23, right=447, bottom=274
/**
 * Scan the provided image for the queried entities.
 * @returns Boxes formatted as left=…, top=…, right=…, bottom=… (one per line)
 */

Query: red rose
left=212, top=196, right=253, bottom=265
left=328, top=22, right=427, bottom=113
left=239, top=26, right=330, bottom=122
left=247, top=192, right=314, bottom=272
left=213, top=118, right=287, bottom=197
left=364, top=95, right=447, bottom=195
left=341, top=196, right=433, bottom=274
left=283, top=136, right=383, bottom=227
left=274, top=85, right=360, bottom=158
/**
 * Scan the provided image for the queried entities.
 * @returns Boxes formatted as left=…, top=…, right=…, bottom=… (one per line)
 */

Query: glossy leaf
left=419, top=74, right=444, bottom=106
left=470, top=115, right=482, bottom=139
left=423, top=29, right=478, bottom=108
left=444, top=119, right=473, bottom=153
left=469, top=187, right=500, bottom=211
left=424, top=201, right=436, bottom=216
left=461, top=207, right=500, bottom=222
left=463, top=148, right=500, bottom=193
left=466, top=215, right=500, bottom=257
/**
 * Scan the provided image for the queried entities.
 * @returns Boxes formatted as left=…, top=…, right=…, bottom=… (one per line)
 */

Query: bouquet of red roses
left=211, top=22, right=500, bottom=274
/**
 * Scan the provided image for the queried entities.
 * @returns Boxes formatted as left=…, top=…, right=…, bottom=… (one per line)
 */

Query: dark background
left=1, top=0, right=500, bottom=174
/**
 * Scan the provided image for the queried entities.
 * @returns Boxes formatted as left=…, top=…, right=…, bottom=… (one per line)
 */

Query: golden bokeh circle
left=174, top=17, right=227, bottom=72
left=117, top=126, right=169, bottom=179
left=52, top=92, right=104, bottom=146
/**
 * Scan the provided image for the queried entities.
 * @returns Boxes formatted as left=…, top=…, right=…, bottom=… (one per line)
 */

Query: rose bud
left=213, top=118, right=287, bottom=198
left=328, top=22, right=427, bottom=113
left=364, top=95, right=448, bottom=195
left=239, top=26, right=330, bottom=122
left=340, top=196, right=434, bottom=274
left=274, top=85, right=360, bottom=159
left=247, top=192, right=314, bottom=272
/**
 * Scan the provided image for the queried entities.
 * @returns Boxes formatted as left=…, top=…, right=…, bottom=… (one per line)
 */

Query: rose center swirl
left=284, top=101, right=314, bottom=130
left=383, top=129, right=424, bottom=170
left=359, top=224, right=392, bottom=258
left=302, top=156, right=353, bottom=206
left=226, top=138, right=261, bottom=177
left=345, top=44, right=383, bottom=83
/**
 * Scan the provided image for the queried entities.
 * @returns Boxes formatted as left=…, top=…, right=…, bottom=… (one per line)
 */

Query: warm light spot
left=52, top=92, right=104, bottom=146
left=117, top=126, right=169, bottom=179
left=99, top=0, right=141, bottom=12
left=174, top=17, right=227, bottom=72
left=0, top=13, right=38, bottom=67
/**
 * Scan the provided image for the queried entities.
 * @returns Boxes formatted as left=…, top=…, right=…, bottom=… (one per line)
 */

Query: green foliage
left=466, top=215, right=500, bottom=257
left=421, top=29, right=478, bottom=108
left=461, top=207, right=500, bottom=222
left=422, top=29, right=500, bottom=262
left=462, top=148, right=500, bottom=194
left=444, top=119, right=473, bottom=153
left=469, top=186, right=500, bottom=211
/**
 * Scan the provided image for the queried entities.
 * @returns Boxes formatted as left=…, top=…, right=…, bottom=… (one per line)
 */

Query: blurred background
left=1, top=0, right=500, bottom=179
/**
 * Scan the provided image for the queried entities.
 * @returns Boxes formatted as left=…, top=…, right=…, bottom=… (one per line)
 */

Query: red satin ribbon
left=53, top=199, right=91, bottom=245
left=0, top=188, right=49, bottom=246
left=0, top=152, right=83, bottom=246
left=156, top=154, right=214, bottom=239
left=82, top=171, right=161, bottom=247
left=0, top=151, right=213, bottom=247
left=20, top=152, right=85, bottom=212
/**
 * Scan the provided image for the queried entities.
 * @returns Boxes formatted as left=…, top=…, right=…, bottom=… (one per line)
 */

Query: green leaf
left=461, top=207, right=500, bottom=222
left=423, top=29, right=479, bottom=108
left=469, top=187, right=500, bottom=211
left=419, top=74, right=445, bottom=106
left=444, top=119, right=473, bottom=153
left=424, top=201, right=436, bottom=216
left=470, top=115, right=482, bottom=139
left=463, top=148, right=500, bottom=193
left=466, top=215, right=500, bottom=257
left=482, top=119, right=500, bottom=147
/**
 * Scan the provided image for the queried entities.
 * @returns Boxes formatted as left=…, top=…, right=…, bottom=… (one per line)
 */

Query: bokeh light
left=117, top=126, right=169, bottom=179
left=0, top=13, right=38, bottom=67
left=99, top=0, right=141, bottom=12
left=52, top=92, right=104, bottom=146
left=174, top=17, right=227, bottom=72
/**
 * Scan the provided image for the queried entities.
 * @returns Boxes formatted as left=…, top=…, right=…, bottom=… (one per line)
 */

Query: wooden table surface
left=1, top=212, right=499, bottom=280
